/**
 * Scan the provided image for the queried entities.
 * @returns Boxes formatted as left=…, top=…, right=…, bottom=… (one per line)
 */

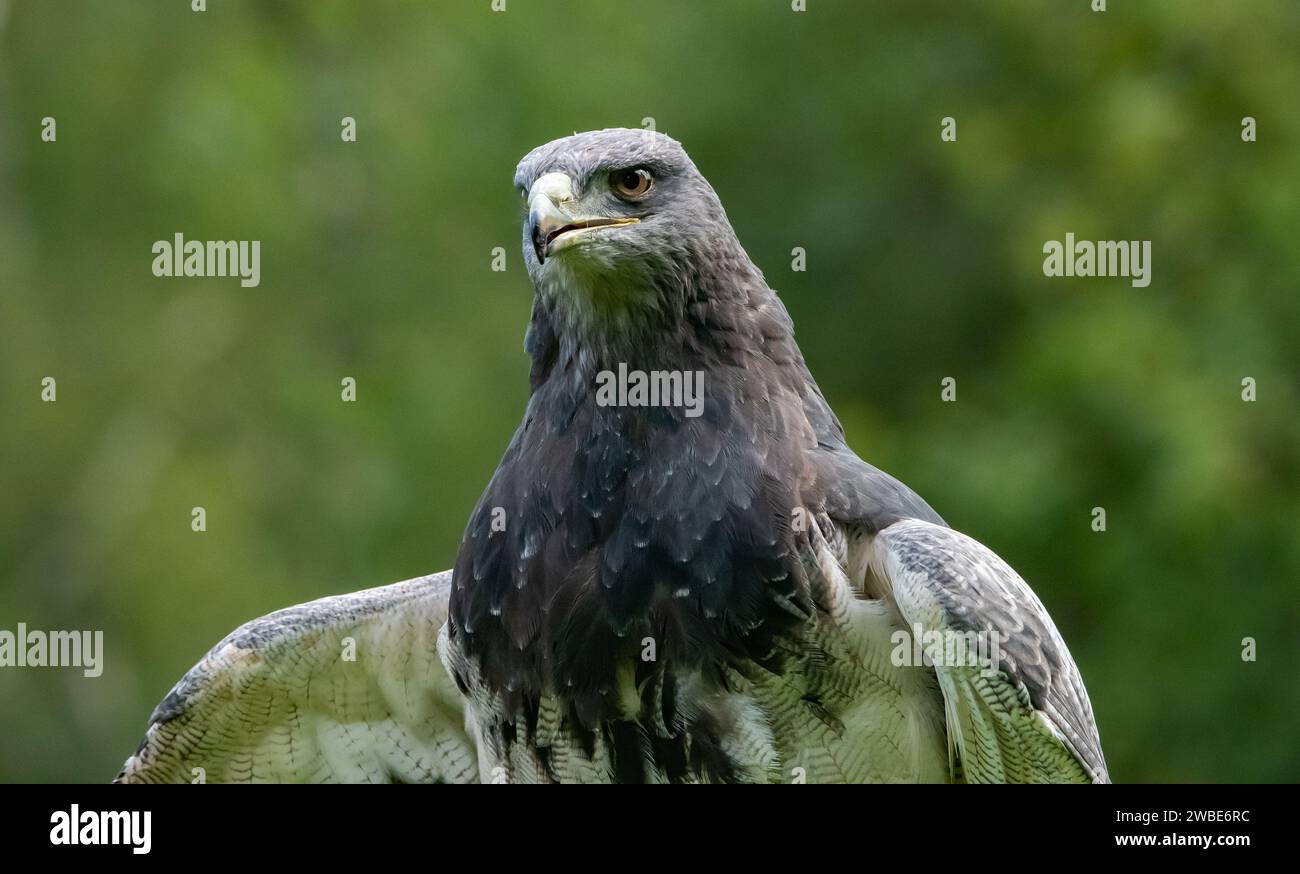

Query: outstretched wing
left=116, top=571, right=477, bottom=784
left=867, top=519, right=1109, bottom=783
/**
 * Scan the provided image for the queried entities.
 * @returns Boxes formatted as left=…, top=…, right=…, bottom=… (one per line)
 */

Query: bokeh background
left=1, top=0, right=1297, bottom=783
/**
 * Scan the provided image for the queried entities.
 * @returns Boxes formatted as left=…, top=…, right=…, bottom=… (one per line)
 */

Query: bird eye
left=610, top=167, right=653, bottom=200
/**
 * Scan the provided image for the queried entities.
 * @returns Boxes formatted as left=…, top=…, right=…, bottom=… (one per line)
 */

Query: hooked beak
left=527, top=172, right=640, bottom=264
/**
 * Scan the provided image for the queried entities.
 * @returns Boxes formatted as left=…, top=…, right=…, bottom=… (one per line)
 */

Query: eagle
left=117, top=129, right=1107, bottom=784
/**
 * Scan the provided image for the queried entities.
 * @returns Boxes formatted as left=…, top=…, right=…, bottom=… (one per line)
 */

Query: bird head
left=514, top=128, right=752, bottom=341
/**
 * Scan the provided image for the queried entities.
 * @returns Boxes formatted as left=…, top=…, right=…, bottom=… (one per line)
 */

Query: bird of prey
left=118, top=128, right=1107, bottom=784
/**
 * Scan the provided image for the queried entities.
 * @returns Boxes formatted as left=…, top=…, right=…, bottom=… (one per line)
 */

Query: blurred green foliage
left=1, top=0, right=1297, bottom=783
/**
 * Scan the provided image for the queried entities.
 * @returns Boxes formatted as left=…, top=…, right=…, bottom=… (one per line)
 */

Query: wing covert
left=116, top=571, right=477, bottom=784
left=867, top=519, right=1109, bottom=783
